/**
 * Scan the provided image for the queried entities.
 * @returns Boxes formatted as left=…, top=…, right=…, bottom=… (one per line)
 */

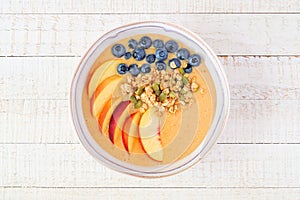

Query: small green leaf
left=180, top=89, right=187, bottom=95
left=179, top=95, right=185, bottom=101
left=159, top=93, right=167, bottom=102
left=130, top=95, right=137, bottom=104
left=152, top=82, right=161, bottom=96
left=179, top=68, right=185, bottom=75
left=136, top=86, right=144, bottom=96
left=182, top=76, right=190, bottom=86
left=169, top=91, right=176, bottom=98
left=134, top=100, right=143, bottom=109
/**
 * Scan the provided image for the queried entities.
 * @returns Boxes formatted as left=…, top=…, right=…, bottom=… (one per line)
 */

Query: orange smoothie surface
left=82, top=34, right=215, bottom=166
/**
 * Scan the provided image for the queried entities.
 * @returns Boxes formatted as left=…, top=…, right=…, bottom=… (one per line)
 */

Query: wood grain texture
left=1, top=15, right=300, bottom=56
left=1, top=56, right=300, bottom=100
left=1, top=0, right=300, bottom=14
left=1, top=188, right=300, bottom=200
left=222, top=56, right=300, bottom=100
left=0, top=57, right=76, bottom=100
left=1, top=99, right=300, bottom=144
left=220, top=100, right=300, bottom=144
left=0, top=100, right=75, bottom=144
left=1, top=1, right=300, bottom=197
left=1, top=144, right=300, bottom=187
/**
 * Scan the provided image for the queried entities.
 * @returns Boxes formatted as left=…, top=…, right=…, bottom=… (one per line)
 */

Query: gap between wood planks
left=1, top=12, right=300, bottom=15
left=1, top=186, right=300, bottom=189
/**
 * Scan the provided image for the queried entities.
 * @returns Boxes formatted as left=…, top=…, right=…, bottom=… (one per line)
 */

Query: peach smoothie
left=82, top=34, right=214, bottom=166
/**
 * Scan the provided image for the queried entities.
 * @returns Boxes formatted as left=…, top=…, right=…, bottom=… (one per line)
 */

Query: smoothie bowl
left=70, top=22, right=230, bottom=177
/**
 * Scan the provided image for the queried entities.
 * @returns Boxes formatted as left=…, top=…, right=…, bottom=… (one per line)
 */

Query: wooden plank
left=1, top=0, right=300, bottom=14
left=0, top=100, right=75, bottom=144
left=1, top=56, right=300, bottom=100
left=0, top=57, right=77, bottom=100
left=1, top=144, right=300, bottom=187
left=222, top=56, right=300, bottom=100
left=220, top=100, right=300, bottom=144
left=1, top=99, right=300, bottom=144
left=1, top=188, right=300, bottom=199
left=1, top=15, right=300, bottom=56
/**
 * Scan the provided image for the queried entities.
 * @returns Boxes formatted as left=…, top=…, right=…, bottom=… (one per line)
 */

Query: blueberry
left=117, top=63, right=129, bottom=75
left=153, top=39, right=164, bottom=49
left=133, top=48, right=146, bottom=61
left=188, top=54, right=201, bottom=66
left=155, top=48, right=168, bottom=61
left=184, top=64, right=193, bottom=74
left=168, top=58, right=181, bottom=69
left=165, top=40, right=178, bottom=53
left=141, top=64, right=151, bottom=74
left=128, top=39, right=138, bottom=49
left=139, top=36, right=152, bottom=49
left=129, top=64, right=140, bottom=76
left=124, top=52, right=131, bottom=60
left=111, top=44, right=126, bottom=58
left=155, top=61, right=166, bottom=71
left=146, top=54, right=156, bottom=64
left=176, top=48, right=190, bottom=60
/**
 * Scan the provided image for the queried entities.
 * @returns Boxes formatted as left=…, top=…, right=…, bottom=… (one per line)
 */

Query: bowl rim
left=70, top=21, right=230, bottom=178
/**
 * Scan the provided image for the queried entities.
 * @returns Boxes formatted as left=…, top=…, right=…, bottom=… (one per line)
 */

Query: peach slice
left=139, top=108, right=163, bottom=162
left=98, top=96, right=122, bottom=137
left=91, top=75, right=122, bottom=118
left=109, top=101, right=133, bottom=150
left=87, top=59, right=122, bottom=98
left=122, top=112, right=142, bottom=153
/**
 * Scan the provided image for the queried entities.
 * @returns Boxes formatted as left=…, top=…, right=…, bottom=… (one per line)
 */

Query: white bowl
left=70, top=21, right=230, bottom=177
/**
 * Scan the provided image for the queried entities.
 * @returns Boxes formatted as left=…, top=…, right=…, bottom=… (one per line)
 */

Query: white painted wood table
left=1, top=1, right=300, bottom=199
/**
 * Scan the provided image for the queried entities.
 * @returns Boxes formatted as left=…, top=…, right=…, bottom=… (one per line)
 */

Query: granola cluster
left=120, top=68, right=201, bottom=114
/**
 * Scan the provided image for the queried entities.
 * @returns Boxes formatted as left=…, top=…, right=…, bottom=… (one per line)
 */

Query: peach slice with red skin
left=109, top=101, right=133, bottom=151
left=139, top=108, right=163, bottom=162
left=87, top=59, right=122, bottom=98
left=122, top=112, right=142, bottom=153
left=97, top=97, right=122, bottom=137
left=91, top=75, right=122, bottom=118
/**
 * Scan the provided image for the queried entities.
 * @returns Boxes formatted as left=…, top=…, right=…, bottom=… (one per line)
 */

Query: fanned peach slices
left=88, top=60, right=163, bottom=161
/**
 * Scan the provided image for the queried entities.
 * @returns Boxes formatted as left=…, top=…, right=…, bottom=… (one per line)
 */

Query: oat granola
left=121, top=68, right=201, bottom=114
